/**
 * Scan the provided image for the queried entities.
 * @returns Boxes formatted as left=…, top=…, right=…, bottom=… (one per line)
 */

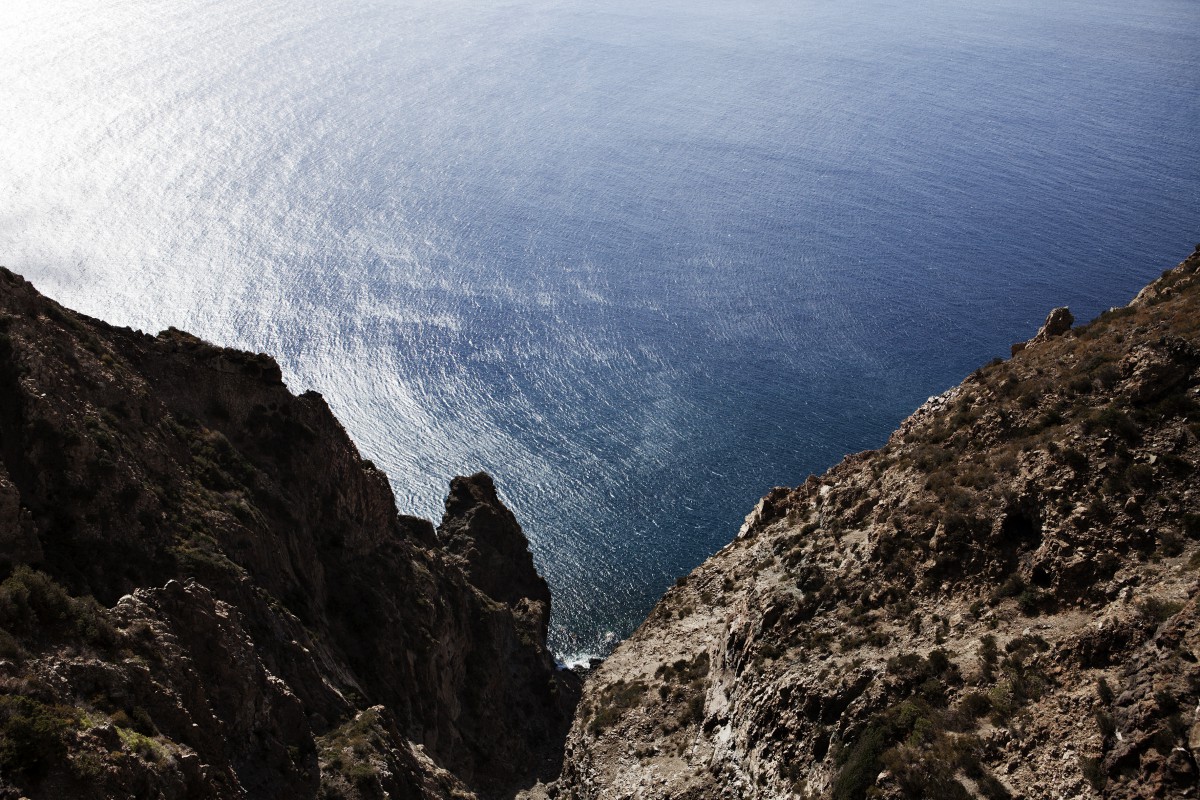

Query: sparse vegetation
left=5, top=245, right=1200, bottom=798
left=0, top=694, right=81, bottom=779
left=0, top=565, right=115, bottom=648
left=589, top=680, right=648, bottom=735
left=1138, top=596, right=1184, bottom=624
left=1081, top=755, right=1107, bottom=791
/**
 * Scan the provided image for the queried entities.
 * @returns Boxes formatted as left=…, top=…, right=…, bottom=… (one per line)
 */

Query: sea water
left=2, top=0, right=1198, bottom=661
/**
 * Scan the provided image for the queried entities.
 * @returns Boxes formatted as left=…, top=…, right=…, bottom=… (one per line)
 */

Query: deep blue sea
left=2, top=0, right=1198, bottom=661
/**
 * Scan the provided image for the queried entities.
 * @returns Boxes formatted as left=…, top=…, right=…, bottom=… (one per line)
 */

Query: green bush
left=655, top=652, right=710, bottom=683
left=991, top=574, right=1025, bottom=603
left=1138, top=597, right=1184, bottom=624
left=832, top=719, right=891, bottom=800
left=1016, top=588, right=1043, bottom=616
left=1081, top=406, right=1138, bottom=441
left=0, top=628, right=21, bottom=659
left=881, top=741, right=971, bottom=800
left=979, top=634, right=999, bottom=668
left=1123, top=463, right=1155, bottom=491
left=589, top=680, right=647, bottom=735
left=681, top=694, right=705, bottom=725
left=957, top=691, right=991, bottom=719
left=1059, top=448, right=1088, bottom=471
left=0, top=566, right=115, bottom=648
left=0, top=694, right=80, bottom=779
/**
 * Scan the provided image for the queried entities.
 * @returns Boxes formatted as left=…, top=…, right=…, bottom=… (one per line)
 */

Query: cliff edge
left=0, top=267, right=579, bottom=799
left=545, top=246, right=1200, bottom=800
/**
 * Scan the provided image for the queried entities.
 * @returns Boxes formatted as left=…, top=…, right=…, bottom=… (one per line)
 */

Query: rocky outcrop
left=548, top=245, right=1200, bottom=800
left=0, top=267, right=579, bottom=799
left=0, top=467, right=39, bottom=563
left=439, top=472, right=553, bottom=639
left=1011, top=305, right=1074, bottom=355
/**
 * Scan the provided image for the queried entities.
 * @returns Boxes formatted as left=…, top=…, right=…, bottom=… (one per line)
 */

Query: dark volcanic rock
left=439, top=472, right=553, bottom=637
left=0, top=267, right=578, bottom=799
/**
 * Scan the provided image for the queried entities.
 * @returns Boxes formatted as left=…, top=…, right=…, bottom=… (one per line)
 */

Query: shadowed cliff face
left=544, top=246, right=1200, bottom=800
left=439, top=473, right=554, bottom=641
left=0, top=267, right=579, bottom=800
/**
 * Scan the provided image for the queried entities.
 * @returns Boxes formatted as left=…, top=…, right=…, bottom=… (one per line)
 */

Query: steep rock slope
left=0, top=268, right=579, bottom=799
left=550, top=246, right=1200, bottom=800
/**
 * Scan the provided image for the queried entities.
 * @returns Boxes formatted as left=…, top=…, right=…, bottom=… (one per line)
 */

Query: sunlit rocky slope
left=543, top=246, right=1200, bottom=800
left=0, top=267, right=578, bottom=800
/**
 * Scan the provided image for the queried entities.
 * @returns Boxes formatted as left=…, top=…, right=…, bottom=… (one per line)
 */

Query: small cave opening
left=995, top=502, right=1043, bottom=574
left=812, top=729, right=830, bottom=761
left=1000, top=506, right=1041, bottom=545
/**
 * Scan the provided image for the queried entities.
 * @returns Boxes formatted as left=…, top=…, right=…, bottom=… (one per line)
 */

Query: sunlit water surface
left=3, top=0, right=1198, bottom=660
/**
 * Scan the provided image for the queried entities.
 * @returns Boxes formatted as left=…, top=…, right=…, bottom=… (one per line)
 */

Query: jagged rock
left=439, top=472, right=552, bottom=636
left=1120, top=337, right=1199, bottom=405
left=0, top=267, right=578, bottom=800
left=6, top=242, right=1200, bottom=800
left=738, top=487, right=792, bottom=540
left=1012, top=306, right=1074, bottom=355
left=547, top=246, right=1200, bottom=800
left=1035, top=306, right=1075, bottom=341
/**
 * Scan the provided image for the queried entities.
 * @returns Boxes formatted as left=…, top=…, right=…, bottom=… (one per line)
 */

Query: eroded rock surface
left=549, top=246, right=1200, bottom=800
left=439, top=472, right=554, bottom=639
left=0, top=267, right=578, bottom=799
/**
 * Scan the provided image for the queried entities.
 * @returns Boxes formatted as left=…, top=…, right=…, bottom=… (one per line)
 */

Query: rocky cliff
left=0, top=267, right=579, bottom=799
left=5, top=243, right=1200, bottom=800
left=543, top=246, right=1200, bottom=800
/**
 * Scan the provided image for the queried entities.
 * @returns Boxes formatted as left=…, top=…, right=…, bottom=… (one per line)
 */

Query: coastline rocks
left=439, top=472, right=553, bottom=637
left=1012, top=305, right=1074, bottom=355
left=549, top=247, right=1200, bottom=800
left=0, top=266, right=577, bottom=799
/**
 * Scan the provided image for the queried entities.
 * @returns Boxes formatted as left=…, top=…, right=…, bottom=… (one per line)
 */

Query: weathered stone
left=548, top=246, right=1200, bottom=800
left=1013, top=306, right=1075, bottom=356
left=1034, top=306, right=1075, bottom=341
left=1121, top=337, right=1199, bottom=405
left=439, top=471, right=552, bottom=635
left=0, top=266, right=579, bottom=800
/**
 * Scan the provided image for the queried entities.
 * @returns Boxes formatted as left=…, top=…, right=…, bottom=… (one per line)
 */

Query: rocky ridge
left=0, top=267, right=579, bottom=799
left=544, top=246, right=1200, bottom=800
